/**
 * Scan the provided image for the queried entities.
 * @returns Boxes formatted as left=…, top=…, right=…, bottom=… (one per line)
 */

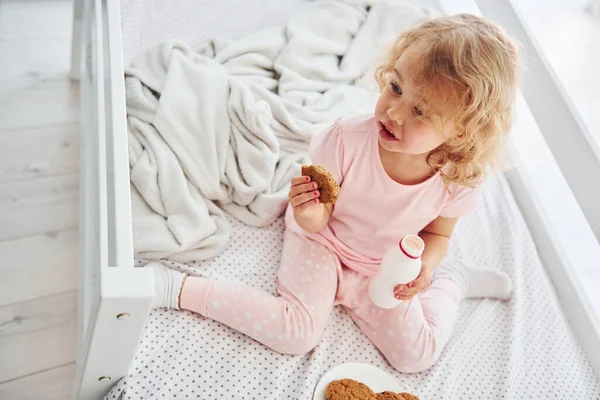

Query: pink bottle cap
left=399, top=235, right=425, bottom=259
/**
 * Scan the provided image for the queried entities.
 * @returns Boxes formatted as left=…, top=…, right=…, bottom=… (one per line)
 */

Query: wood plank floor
left=0, top=0, right=79, bottom=399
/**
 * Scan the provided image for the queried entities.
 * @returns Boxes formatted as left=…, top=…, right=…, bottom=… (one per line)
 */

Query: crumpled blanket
left=125, top=0, right=433, bottom=262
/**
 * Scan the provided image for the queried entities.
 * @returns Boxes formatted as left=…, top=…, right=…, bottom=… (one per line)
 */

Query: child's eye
left=413, top=106, right=423, bottom=117
left=390, top=82, right=402, bottom=95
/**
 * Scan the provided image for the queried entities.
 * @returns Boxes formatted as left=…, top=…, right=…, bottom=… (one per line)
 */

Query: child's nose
left=387, top=107, right=404, bottom=126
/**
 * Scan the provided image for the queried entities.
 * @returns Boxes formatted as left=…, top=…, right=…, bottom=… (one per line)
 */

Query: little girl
left=150, top=13, right=520, bottom=373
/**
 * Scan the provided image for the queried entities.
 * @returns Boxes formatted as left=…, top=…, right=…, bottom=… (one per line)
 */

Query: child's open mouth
left=379, top=122, right=398, bottom=142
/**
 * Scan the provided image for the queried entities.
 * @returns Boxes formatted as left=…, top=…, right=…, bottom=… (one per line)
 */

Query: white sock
left=147, top=262, right=186, bottom=309
left=434, top=257, right=513, bottom=300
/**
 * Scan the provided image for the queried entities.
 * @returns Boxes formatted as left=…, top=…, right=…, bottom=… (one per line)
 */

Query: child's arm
left=394, top=216, right=459, bottom=301
left=419, top=216, right=459, bottom=271
left=294, top=203, right=333, bottom=233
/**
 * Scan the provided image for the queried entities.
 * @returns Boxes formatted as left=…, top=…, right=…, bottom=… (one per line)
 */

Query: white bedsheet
left=105, top=173, right=600, bottom=399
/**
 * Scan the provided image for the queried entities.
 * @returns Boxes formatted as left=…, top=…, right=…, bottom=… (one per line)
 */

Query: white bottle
left=368, top=235, right=425, bottom=309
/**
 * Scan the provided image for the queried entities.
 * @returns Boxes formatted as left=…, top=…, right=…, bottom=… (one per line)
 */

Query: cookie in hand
left=301, top=165, right=340, bottom=204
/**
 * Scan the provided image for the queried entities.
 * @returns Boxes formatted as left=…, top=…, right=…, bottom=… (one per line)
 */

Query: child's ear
left=453, top=129, right=467, bottom=140
left=446, top=132, right=466, bottom=146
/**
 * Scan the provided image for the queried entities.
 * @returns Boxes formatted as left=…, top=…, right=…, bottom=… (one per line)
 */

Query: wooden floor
left=0, top=1, right=598, bottom=400
left=0, top=0, right=79, bottom=399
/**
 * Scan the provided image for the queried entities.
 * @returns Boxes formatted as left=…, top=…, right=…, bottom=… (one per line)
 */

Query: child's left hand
left=393, top=264, right=433, bottom=301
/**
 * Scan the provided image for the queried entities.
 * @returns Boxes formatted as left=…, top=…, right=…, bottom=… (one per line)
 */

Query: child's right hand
left=288, top=176, right=324, bottom=220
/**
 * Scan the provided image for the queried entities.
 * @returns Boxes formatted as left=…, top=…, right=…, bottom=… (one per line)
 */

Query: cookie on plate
left=376, top=391, right=419, bottom=400
left=325, top=379, right=377, bottom=400
left=324, top=379, right=419, bottom=400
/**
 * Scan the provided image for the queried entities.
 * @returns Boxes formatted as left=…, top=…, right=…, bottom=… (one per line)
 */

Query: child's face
left=374, top=47, right=459, bottom=155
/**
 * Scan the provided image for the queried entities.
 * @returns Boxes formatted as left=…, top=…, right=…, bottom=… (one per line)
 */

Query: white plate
left=313, top=362, right=404, bottom=400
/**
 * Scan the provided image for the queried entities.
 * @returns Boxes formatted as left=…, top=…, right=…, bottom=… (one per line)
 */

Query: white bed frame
left=69, top=0, right=600, bottom=398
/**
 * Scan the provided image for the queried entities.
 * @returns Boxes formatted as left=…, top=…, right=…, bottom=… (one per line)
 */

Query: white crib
left=70, top=0, right=600, bottom=399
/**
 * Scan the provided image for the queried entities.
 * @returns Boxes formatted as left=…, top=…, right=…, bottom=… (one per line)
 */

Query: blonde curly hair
left=375, top=13, right=521, bottom=187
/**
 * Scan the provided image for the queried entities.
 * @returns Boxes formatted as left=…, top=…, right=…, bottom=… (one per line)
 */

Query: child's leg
left=346, top=277, right=462, bottom=373
left=345, top=262, right=511, bottom=373
left=152, top=230, right=341, bottom=355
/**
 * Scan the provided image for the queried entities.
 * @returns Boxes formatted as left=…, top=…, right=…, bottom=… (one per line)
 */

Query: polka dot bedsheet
left=105, top=173, right=600, bottom=399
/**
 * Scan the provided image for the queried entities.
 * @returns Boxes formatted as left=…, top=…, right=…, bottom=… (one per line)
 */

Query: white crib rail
left=451, top=0, right=600, bottom=379
left=476, top=0, right=600, bottom=252
left=73, top=0, right=154, bottom=399
left=440, top=0, right=600, bottom=382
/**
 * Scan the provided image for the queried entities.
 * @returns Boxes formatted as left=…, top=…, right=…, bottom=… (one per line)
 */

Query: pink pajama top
left=285, top=115, right=479, bottom=276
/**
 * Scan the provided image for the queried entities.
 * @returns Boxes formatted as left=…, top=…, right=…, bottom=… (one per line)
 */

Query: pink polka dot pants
left=179, top=230, right=463, bottom=373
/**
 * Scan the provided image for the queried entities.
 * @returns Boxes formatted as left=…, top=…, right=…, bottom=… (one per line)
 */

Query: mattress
left=105, top=173, right=600, bottom=399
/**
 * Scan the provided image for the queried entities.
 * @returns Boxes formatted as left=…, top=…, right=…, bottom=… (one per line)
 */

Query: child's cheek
left=406, top=129, right=435, bottom=153
left=402, top=131, right=419, bottom=151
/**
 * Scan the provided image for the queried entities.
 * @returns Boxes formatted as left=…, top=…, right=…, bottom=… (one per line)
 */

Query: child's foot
left=147, top=262, right=187, bottom=309
left=434, top=257, right=513, bottom=299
